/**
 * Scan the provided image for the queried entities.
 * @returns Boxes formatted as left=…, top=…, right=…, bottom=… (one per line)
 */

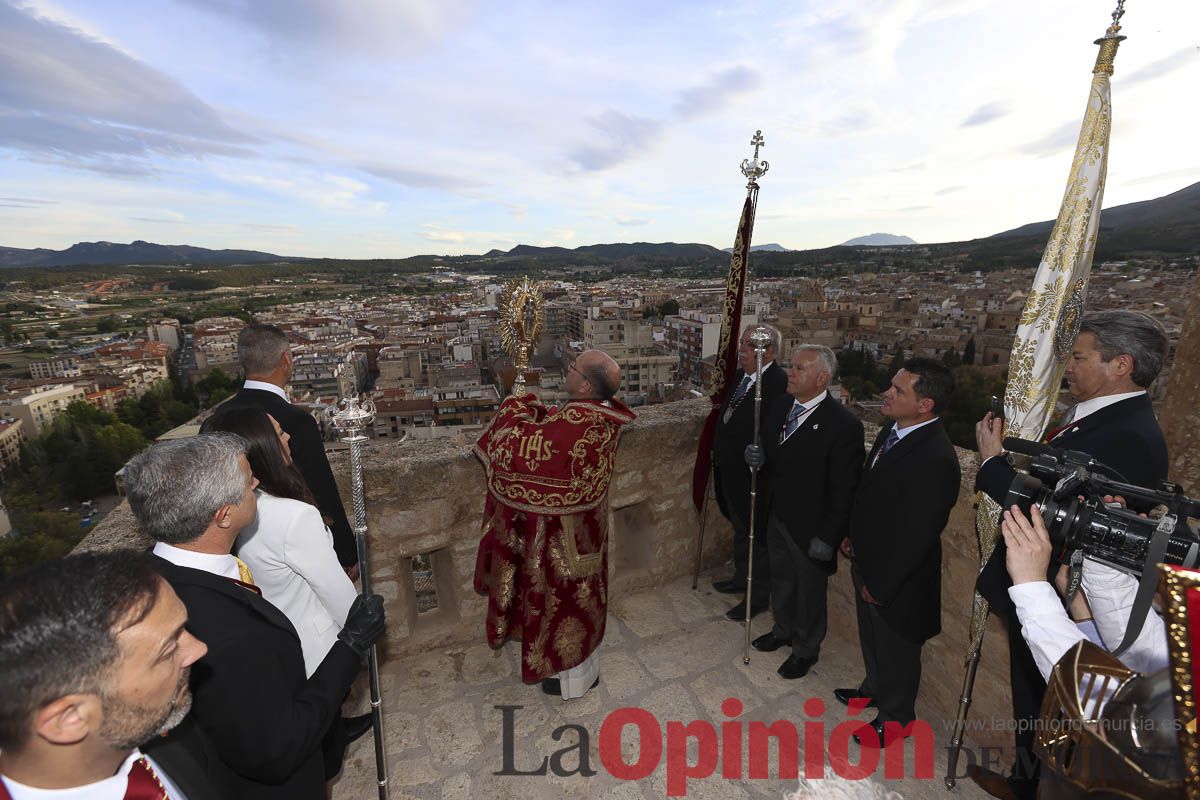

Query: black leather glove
left=744, top=444, right=765, bottom=469
left=807, top=538, right=835, bottom=562
left=337, top=594, right=385, bottom=659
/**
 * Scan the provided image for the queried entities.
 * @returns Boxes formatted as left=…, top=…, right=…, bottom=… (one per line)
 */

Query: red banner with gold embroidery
left=690, top=191, right=756, bottom=511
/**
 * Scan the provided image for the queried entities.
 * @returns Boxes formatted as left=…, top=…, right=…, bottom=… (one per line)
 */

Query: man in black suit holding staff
left=747, top=344, right=864, bottom=679
left=836, top=358, right=961, bottom=745
left=228, top=323, right=359, bottom=578
left=710, top=324, right=790, bottom=621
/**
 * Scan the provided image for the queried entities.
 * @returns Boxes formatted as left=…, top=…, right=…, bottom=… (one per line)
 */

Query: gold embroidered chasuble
left=473, top=392, right=634, bottom=681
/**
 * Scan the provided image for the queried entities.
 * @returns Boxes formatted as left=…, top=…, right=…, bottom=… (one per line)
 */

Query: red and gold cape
left=473, top=393, right=634, bottom=681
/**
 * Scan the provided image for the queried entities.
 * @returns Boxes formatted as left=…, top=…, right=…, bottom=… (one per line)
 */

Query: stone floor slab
left=331, top=571, right=997, bottom=800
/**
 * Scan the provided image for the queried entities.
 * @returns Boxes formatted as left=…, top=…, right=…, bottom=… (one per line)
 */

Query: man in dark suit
left=123, top=434, right=386, bottom=800
left=836, top=358, right=961, bottom=745
left=747, top=344, right=864, bottom=680
left=971, top=310, right=1170, bottom=800
left=0, top=551, right=230, bottom=800
left=711, top=324, right=790, bottom=620
left=227, top=323, right=358, bottom=577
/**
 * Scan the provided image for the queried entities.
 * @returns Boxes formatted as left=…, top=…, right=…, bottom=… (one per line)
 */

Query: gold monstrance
left=499, top=277, right=544, bottom=395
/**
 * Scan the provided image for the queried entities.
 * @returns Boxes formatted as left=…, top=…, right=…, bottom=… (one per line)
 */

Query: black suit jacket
left=975, top=393, right=1168, bottom=609
left=761, top=393, right=865, bottom=574
left=712, top=362, right=789, bottom=528
left=849, top=420, right=961, bottom=644
left=143, top=716, right=236, bottom=800
left=151, top=556, right=361, bottom=800
left=227, top=386, right=357, bottom=567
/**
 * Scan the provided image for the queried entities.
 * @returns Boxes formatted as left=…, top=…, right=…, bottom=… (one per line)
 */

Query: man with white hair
left=747, top=345, right=865, bottom=680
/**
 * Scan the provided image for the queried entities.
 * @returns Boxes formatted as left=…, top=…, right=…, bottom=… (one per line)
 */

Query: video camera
left=1002, top=437, right=1200, bottom=577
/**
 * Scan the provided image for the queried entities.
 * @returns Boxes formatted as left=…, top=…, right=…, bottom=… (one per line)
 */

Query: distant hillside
left=492, top=242, right=725, bottom=260
left=990, top=181, right=1200, bottom=256
left=0, top=240, right=295, bottom=268
left=720, top=243, right=791, bottom=253
left=840, top=233, right=917, bottom=246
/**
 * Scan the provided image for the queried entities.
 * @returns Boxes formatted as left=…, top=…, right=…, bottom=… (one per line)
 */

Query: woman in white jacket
left=200, top=405, right=372, bottom=774
left=202, top=405, right=360, bottom=675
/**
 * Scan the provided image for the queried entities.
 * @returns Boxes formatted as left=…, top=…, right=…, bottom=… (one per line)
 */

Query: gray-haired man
left=125, top=434, right=385, bottom=800
left=748, top=345, right=864, bottom=679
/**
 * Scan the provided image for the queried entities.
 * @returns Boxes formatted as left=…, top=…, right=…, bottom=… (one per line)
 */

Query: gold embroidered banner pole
left=945, top=2, right=1126, bottom=788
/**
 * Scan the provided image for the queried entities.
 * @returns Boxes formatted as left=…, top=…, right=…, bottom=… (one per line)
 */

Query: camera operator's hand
left=1001, top=503, right=1052, bottom=585
left=338, top=594, right=386, bottom=659
left=975, top=411, right=1005, bottom=461
left=744, top=444, right=765, bottom=469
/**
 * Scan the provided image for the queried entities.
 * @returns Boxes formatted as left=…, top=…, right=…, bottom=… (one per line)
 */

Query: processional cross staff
left=738, top=132, right=769, bottom=664
left=326, top=395, right=390, bottom=800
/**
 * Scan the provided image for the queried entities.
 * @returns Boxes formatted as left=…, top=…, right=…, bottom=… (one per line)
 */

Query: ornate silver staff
left=326, top=395, right=389, bottom=800
left=743, top=325, right=770, bottom=664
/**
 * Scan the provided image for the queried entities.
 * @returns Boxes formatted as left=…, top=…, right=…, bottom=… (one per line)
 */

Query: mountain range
left=839, top=233, right=917, bottom=247
left=0, top=240, right=296, bottom=268
left=1, top=182, right=1196, bottom=268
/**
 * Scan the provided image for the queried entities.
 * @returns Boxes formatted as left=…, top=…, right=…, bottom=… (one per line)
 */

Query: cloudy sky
left=1, top=0, right=1197, bottom=258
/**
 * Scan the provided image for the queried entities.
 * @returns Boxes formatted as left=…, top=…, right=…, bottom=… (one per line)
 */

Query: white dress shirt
left=1008, top=558, right=1167, bottom=682
left=0, top=751, right=186, bottom=800
left=241, top=379, right=288, bottom=402
left=1063, top=390, right=1146, bottom=428
left=152, top=542, right=240, bottom=582
left=235, top=492, right=359, bottom=677
left=779, top=391, right=827, bottom=444
left=871, top=416, right=939, bottom=466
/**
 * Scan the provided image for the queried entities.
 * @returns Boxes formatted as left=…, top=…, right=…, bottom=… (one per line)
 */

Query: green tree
left=963, top=337, right=977, bottom=365
left=941, top=366, right=1007, bottom=449
left=942, top=348, right=962, bottom=369
left=0, top=512, right=89, bottom=579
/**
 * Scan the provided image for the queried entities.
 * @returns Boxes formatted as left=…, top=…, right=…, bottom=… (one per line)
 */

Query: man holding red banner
left=473, top=350, right=633, bottom=699
left=710, top=325, right=788, bottom=620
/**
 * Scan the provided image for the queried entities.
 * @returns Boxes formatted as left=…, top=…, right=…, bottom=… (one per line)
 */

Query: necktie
left=724, top=375, right=754, bottom=423
left=125, top=756, right=169, bottom=800
left=779, top=402, right=807, bottom=443
left=1043, top=406, right=1077, bottom=443
left=235, top=557, right=256, bottom=586
left=873, top=428, right=900, bottom=467
left=731, top=375, right=752, bottom=404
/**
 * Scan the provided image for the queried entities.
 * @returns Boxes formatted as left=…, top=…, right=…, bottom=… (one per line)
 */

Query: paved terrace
left=84, top=398, right=1017, bottom=799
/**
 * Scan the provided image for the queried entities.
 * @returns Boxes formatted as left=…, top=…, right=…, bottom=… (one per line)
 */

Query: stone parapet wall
left=79, top=397, right=1015, bottom=758
left=78, top=398, right=738, bottom=657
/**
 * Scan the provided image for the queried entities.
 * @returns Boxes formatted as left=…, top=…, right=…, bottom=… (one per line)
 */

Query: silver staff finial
left=740, top=130, right=770, bottom=188
left=327, top=394, right=377, bottom=435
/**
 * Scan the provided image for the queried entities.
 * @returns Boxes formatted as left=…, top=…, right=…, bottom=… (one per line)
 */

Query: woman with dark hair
left=200, top=406, right=359, bottom=677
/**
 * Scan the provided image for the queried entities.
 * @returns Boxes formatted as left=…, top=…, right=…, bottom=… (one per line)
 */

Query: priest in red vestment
left=474, top=349, right=633, bottom=699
